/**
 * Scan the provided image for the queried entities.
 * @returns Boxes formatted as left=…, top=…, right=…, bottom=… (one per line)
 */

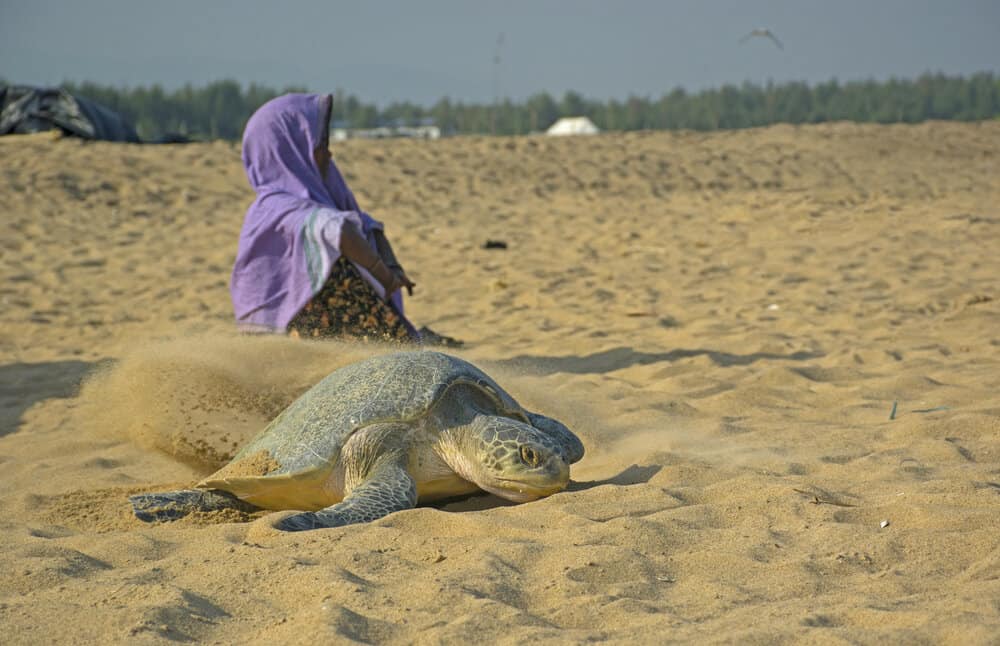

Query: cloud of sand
left=77, top=334, right=395, bottom=473
left=475, top=363, right=801, bottom=481
left=77, top=334, right=771, bottom=484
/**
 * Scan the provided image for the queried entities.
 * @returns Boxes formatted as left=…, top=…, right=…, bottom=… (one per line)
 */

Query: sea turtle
left=129, top=351, right=584, bottom=531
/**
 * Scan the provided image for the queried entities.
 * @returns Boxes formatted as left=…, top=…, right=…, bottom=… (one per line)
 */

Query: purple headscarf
left=230, top=93, right=410, bottom=331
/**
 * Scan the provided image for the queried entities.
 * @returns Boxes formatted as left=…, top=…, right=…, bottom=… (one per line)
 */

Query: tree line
left=48, top=72, right=1000, bottom=141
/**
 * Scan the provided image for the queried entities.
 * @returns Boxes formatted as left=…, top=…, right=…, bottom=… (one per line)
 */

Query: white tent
left=545, top=116, right=600, bottom=136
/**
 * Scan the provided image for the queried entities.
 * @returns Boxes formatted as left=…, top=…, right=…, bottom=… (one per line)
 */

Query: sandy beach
left=1, top=120, right=999, bottom=643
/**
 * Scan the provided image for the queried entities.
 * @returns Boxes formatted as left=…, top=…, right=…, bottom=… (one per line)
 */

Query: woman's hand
left=339, top=223, right=415, bottom=299
left=375, top=230, right=415, bottom=294
left=387, top=264, right=415, bottom=296
left=369, top=259, right=415, bottom=298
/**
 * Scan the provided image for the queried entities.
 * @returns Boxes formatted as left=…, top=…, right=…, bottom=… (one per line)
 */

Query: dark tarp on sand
left=0, top=85, right=140, bottom=143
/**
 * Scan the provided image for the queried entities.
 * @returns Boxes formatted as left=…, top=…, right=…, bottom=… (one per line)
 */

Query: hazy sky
left=2, top=1, right=998, bottom=106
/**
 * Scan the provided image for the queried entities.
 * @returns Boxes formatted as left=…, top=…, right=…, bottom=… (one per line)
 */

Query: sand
left=1, top=121, right=999, bottom=643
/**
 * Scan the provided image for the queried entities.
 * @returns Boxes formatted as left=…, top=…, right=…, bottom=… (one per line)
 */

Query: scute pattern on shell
left=225, top=351, right=522, bottom=478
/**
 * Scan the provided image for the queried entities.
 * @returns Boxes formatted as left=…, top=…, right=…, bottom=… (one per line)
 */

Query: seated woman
left=230, top=93, right=455, bottom=344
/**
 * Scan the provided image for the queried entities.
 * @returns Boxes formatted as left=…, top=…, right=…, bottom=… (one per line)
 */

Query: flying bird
left=740, top=28, right=783, bottom=50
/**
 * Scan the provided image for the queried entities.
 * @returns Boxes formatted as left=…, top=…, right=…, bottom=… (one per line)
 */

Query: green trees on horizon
left=58, top=79, right=308, bottom=141
left=44, top=72, right=1000, bottom=141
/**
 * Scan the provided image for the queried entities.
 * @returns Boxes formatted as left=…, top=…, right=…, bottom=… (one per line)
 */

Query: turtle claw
left=275, top=512, right=322, bottom=532
left=275, top=511, right=355, bottom=531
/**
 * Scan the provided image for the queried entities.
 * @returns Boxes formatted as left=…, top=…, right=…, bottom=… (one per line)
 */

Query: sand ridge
left=1, top=121, right=999, bottom=643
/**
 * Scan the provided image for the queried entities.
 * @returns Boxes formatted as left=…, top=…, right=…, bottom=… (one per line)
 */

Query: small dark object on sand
left=483, top=239, right=508, bottom=250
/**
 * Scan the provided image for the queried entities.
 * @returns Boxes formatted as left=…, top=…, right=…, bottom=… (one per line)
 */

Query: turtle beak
left=490, top=459, right=569, bottom=502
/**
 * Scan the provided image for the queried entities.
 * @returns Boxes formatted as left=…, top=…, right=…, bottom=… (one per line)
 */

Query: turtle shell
left=197, top=351, right=526, bottom=509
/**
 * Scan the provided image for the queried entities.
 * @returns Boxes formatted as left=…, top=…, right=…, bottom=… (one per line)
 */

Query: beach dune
left=1, top=121, right=998, bottom=643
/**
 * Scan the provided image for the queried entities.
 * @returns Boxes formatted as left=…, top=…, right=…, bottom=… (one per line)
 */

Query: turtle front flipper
left=278, top=459, right=417, bottom=532
left=526, top=412, right=585, bottom=464
left=129, top=489, right=260, bottom=523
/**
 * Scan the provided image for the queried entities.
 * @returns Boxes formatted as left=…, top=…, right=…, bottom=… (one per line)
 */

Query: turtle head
left=454, top=415, right=571, bottom=503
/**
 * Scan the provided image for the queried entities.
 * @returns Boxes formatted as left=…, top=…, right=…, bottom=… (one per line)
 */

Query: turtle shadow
left=432, top=493, right=522, bottom=513
left=0, top=360, right=104, bottom=436
left=432, top=464, right=663, bottom=513
left=108, top=464, right=666, bottom=529
left=565, top=463, right=663, bottom=491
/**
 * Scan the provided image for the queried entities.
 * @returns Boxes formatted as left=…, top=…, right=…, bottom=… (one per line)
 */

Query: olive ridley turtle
left=129, top=351, right=584, bottom=531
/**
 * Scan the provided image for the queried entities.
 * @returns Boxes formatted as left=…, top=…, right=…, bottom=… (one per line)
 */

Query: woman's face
left=313, top=99, right=332, bottom=181
left=313, top=142, right=331, bottom=182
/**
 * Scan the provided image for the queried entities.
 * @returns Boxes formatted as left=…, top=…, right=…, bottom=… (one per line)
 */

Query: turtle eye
left=520, top=446, right=540, bottom=467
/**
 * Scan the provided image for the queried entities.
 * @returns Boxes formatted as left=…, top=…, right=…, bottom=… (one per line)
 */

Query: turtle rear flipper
left=278, top=458, right=417, bottom=531
left=130, top=489, right=259, bottom=523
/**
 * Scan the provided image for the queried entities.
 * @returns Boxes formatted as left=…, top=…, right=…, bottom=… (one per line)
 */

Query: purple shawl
left=230, top=93, right=409, bottom=331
